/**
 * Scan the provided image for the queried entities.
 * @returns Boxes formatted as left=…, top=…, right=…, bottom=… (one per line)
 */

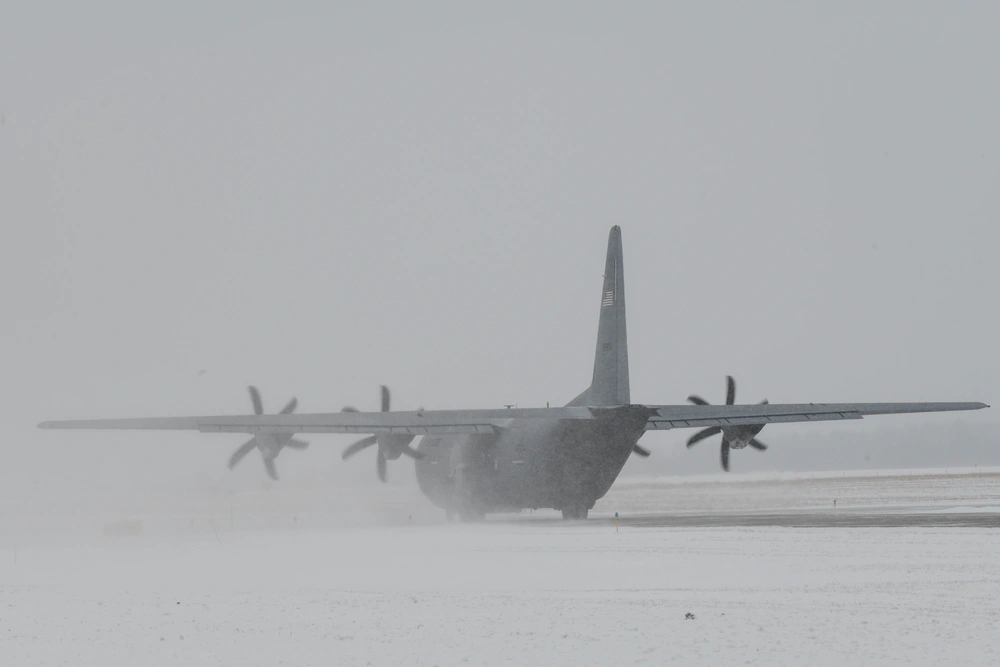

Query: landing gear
left=460, top=509, right=486, bottom=522
left=447, top=504, right=485, bottom=522
left=561, top=507, right=589, bottom=520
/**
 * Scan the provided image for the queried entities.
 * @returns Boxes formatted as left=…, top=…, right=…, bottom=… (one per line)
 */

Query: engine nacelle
left=376, top=434, right=416, bottom=460
left=255, top=434, right=282, bottom=460
left=722, top=424, right=766, bottom=450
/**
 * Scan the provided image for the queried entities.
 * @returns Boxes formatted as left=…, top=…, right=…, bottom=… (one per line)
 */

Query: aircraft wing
left=638, top=402, right=989, bottom=431
left=38, top=402, right=987, bottom=436
left=37, top=407, right=595, bottom=436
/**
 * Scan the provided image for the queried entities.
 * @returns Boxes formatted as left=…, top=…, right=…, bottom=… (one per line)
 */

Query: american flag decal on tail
left=602, top=290, right=614, bottom=307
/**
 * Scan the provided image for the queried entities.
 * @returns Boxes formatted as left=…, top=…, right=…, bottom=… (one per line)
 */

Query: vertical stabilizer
left=586, top=226, right=630, bottom=406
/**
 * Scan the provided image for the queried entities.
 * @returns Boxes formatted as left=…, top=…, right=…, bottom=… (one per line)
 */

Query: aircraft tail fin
left=569, top=226, right=630, bottom=407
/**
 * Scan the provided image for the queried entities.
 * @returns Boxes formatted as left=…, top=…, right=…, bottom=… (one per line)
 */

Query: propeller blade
left=248, top=386, right=264, bottom=415
left=749, top=438, right=768, bottom=451
left=285, top=438, right=309, bottom=450
left=228, top=437, right=257, bottom=469
left=280, top=397, right=298, bottom=414
left=342, top=435, right=377, bottom=460
left=264, top=458, right=279, bottom=480
left=380, top=385, right=391, bottom=413
left=341, top=406, right=359, bottom=413
left=632, top=444, right=651, bottom=457
left=721, top=442, right=730, bottom=472
left=687, top=395, right=710, bottom=406
left=687, top=426, right=722, bottom=448
left=401, top=445, right=425, bottom=460
left=377, top=450, right=387, bottom=482
left=726, top=376, right=736, bottom=405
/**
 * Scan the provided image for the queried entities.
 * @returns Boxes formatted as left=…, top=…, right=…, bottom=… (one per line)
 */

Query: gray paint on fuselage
left=414, top=407, right=649, bottom=514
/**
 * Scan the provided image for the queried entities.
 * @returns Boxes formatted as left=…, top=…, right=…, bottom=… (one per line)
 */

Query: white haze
left=3, top=8, right=1000, bottom=666
left=1, top=3, right=998, bottom=510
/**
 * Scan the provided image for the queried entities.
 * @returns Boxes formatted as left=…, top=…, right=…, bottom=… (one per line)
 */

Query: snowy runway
left=3, top=471, right=999, bottom=666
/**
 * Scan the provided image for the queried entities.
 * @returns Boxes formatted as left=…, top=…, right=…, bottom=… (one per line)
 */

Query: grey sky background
left=1, top=2, right=997, bottom=498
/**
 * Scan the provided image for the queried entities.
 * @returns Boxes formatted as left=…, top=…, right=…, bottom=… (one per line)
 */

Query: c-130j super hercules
left=40, top=227, right=988, bottom=520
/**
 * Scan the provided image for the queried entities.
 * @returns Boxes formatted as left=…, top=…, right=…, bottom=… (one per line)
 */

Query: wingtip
left=38, top=421, right=51, bottom=429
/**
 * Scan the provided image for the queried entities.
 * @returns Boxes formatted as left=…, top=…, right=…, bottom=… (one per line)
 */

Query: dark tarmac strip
left=588, top=511, right=1000, bottom=528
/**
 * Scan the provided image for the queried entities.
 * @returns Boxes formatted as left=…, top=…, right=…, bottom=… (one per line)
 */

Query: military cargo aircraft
left=39, top=227, right=988, bottom=520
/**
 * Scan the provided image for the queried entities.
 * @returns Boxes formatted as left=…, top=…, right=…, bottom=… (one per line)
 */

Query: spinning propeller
left=227, top=386, right=309, bottom=480
left=341, top=385, right=424, bottom=482
left=686, top=376, right=768, bottom=472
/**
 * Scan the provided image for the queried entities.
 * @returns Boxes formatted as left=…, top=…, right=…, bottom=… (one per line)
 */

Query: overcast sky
left=1, top=2, right=996, bottom=495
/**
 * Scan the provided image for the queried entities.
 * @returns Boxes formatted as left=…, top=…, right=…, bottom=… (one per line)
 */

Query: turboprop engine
left=340, top=386, right=424, bottom=482
left=685, top=376, right=769, bottom=472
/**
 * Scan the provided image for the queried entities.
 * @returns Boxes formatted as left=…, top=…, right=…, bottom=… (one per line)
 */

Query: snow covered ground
left=2, top=471, right=999, bottom=666
left=598, top=467, right=1000, bottom=514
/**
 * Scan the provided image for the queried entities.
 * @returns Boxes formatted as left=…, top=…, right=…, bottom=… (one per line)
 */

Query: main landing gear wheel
left=561, top=507, right=588, bottom=520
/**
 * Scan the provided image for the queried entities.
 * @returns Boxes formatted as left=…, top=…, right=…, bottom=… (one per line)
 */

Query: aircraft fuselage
left=414, top=408, right=649, bottom=518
